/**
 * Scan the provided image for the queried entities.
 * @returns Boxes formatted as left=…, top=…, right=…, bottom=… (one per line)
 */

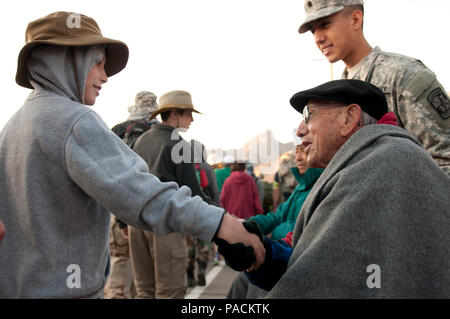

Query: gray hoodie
left=0, top=45, right=224, bottom=298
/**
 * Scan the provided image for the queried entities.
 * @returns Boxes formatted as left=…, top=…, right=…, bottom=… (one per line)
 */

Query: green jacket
left=215, top=166, right=231, bottom=193
left=250, top=167, right=323, bottom=240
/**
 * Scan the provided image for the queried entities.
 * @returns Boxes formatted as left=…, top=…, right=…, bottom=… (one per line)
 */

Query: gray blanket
left=267, top=124, right=450, bottom=298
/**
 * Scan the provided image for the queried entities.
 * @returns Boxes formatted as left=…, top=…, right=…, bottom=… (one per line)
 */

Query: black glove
left=213, top=220, right=264, bottom=271
left=242, top=219, right=264, bottom=243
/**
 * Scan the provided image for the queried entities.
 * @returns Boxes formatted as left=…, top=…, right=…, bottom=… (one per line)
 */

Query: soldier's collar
left=342, top=46, right=381, bottom=81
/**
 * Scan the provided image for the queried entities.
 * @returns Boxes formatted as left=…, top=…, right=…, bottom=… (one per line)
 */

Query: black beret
left=290, top=79, right=388, bottom=121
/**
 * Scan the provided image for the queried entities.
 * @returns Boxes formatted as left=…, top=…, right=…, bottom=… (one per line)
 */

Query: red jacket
left=220, top=171, right=264, bottom=219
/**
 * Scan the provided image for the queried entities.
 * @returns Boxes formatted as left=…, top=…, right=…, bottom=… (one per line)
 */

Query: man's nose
left=297, top=120, right=308, bottom=138
left=314, top=29, right=325, bottom=46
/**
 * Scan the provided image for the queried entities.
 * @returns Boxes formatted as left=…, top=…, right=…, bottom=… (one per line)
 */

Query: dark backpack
left=122, top=120, right=153, bottom=149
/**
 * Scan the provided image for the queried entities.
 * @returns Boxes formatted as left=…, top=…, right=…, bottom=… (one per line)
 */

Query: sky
left=1, top=0, right=449, bottom=150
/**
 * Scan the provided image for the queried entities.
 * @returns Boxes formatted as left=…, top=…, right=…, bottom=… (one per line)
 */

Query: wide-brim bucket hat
left=150, top=90, right=202, bottom=120
left=16, top=11, right=129, bottom=89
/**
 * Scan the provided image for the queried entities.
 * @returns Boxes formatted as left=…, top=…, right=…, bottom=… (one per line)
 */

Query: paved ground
left=120, top=252, right=239, bottom=299
left=185, top=260, right=240, bottom=299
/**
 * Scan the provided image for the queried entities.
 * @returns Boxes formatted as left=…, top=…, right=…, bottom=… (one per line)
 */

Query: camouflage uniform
left=185, top=235, right=211, bottom=287
left=343, top=47, right=450, bottom=175
left=104, top=217, right=130, bottom=299
left=298, top=0, right=450, bottom=175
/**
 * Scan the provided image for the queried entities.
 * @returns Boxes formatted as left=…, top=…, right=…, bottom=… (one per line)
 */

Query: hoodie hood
left=229, top=171, right=252, bottom=185
left=27, top=45, right=105, bottom=104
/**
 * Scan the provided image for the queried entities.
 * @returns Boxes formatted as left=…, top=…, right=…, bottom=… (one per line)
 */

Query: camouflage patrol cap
left=298, top=0, right=364, bottom=34
left=127, top=91, right=158, bottom=121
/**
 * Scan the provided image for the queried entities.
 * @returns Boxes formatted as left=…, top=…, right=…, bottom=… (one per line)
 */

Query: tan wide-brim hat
left=150, top=90, right=202, bottom=120
left=16, top=11, right=129, bottom=89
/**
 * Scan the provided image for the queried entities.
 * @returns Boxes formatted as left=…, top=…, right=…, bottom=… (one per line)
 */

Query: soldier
left=298, top=0, right=450, bottom=175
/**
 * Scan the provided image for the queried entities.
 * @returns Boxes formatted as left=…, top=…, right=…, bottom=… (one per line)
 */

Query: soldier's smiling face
left=307, top=11, right=355, bottom=64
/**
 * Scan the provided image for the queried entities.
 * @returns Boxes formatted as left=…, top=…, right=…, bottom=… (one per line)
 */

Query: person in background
left=246, top=163, right=264, bottom=207
left=215, top=156, right=234, bottom=194
left=128, top=90, right=214, bottom=298
left=104, top=91, right=159, bottom=299
left=220, top=161, right=264, bottom=220
left=191, top=139, right=220, bottom=206
left=272, top=151, right=297, bottom=211
left=186, top=139, right=221, bottom=286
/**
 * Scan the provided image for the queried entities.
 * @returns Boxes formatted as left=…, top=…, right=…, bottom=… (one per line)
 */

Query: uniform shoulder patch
left=427, top=88, right=450, bottom=120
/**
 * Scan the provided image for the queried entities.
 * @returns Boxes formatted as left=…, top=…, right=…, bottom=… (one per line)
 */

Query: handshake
left=213, top=218, right=293, bottom=291
left=213, top=219, right=264, bottom=271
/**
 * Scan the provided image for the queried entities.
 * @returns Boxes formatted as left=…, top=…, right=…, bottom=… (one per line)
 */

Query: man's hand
left=214, top=214, right=265, bottom=271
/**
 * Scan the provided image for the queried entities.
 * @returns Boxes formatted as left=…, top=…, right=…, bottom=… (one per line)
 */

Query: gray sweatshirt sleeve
left=65, top=111, right=224, bottom=241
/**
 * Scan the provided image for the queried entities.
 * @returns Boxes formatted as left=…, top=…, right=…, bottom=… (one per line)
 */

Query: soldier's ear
left=351, top=9, right=364, bottom=31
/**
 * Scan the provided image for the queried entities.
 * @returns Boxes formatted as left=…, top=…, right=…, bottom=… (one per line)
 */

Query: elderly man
left=246, top=79, right=450, bottom=298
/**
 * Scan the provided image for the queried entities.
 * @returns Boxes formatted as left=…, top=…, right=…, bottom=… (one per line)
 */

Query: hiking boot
left=187, top=268, right=196, bottom=288
left=197, top=274, right=206, bottom=286
left=197, top=261, right=207, bottom=286
left=187, top=276, right=197, bottom=288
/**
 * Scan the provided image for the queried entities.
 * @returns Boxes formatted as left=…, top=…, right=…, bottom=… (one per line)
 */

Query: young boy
left=0, top=11, right=263, bottom=298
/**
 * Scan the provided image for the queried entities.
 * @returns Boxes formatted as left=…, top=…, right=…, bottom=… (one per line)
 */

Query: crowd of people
left=0, top=0, right=449, bottom=299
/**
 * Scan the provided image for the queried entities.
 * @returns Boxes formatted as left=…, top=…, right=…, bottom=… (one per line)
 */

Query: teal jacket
left=250, top=167, right=323, bottom=240
left=215, top=166, right=231, bottom=193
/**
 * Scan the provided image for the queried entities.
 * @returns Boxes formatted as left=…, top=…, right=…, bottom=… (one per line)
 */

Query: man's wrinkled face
left=297, top=100, right=346, bottom=168
left=295, top=145, right=308, bottom=175
left=84, top=54, right=107, bottom=106
left=307, top=11, right=354, bottom=64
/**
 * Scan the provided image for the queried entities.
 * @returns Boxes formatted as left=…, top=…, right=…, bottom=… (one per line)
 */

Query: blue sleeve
left=245, top=237, right=292, bottom=291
